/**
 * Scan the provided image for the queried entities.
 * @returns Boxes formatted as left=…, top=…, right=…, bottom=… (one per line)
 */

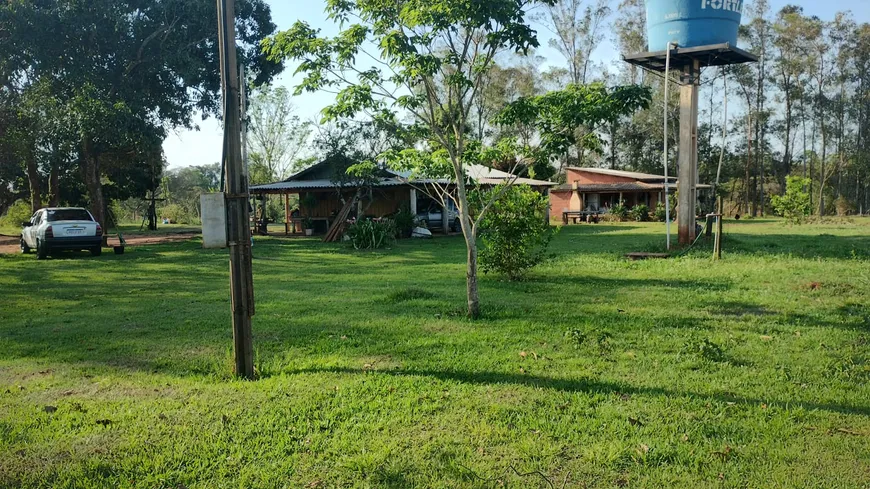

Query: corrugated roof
left=251, top=161, right=556, bottom=193
left=251, top=178, right=408, bottom=192
left=567, top=167, right=676, bottom=181
left=551, top=182, right=709, bottom=192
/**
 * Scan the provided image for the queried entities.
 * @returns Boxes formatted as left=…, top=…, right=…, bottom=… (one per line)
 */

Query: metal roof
left=251, top=178, right=408, bottom=192
left=567, top=167, right=675, bottom=182
left=623, top=43, right=758, bottom=73
left=553, top=182, right=709, bottom=192
left=251, top=162, right=556, bottom=193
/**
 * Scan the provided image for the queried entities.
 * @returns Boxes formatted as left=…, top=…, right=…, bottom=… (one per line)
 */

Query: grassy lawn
left=1, top=219, right=869, bottom=488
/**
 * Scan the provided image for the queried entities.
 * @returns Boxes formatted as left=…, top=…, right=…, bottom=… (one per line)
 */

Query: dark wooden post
left=678, top=60, right=700, bottom=245
left=217, top=0, right=255, bottom=379
left=714, top=196, right=723, bottom=260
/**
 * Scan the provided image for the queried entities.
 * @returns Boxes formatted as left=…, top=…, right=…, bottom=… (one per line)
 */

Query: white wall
left=200, top=193, right=227, bottom=249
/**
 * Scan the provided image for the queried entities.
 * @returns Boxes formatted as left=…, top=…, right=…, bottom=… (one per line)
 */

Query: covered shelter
left=250, top=159, right=556, bottom=236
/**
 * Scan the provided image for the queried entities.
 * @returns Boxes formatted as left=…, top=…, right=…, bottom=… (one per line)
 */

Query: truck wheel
left=20, top=238, right=31, bottom=254
left=452, top=219, right=461, bottom=233
left=36, top=240, right=48, bottom=260
left=90, top=246, right=102, bottom=257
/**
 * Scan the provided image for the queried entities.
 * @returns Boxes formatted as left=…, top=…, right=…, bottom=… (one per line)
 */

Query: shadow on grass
left=292, top=366, right=870, bottom=417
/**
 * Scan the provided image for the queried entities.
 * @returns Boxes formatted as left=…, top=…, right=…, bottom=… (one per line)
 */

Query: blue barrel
left=647, top=0, right=743, bottom=51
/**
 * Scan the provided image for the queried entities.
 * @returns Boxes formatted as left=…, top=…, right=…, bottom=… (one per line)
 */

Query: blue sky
left=163, top=0, right=870, bottom=170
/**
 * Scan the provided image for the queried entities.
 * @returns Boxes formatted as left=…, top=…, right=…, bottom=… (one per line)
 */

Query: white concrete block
left=201, top=193, right=227, bottom=249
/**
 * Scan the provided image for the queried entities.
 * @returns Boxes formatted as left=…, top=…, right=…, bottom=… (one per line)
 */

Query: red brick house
left=550, top=167, right=685, bottom=221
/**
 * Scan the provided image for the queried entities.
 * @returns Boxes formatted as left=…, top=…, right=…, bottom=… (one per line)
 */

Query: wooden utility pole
left=217, top=0, right=255, bottom=379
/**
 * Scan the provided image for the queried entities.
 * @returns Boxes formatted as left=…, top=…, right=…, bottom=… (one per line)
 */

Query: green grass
left=1, top=219, right=869, bottom=488
left=114, top=223, right=202, bottom=236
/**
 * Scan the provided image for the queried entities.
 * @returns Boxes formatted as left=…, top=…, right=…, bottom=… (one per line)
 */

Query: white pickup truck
left=20, top=207, right=103, bottom=259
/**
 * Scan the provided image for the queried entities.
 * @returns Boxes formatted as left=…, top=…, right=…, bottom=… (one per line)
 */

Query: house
left=549, top=167, right=709, bottom=221
left=250, top=158, right=555, bottom=235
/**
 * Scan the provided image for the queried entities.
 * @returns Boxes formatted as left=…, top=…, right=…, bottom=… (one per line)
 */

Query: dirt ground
left=0, top=232, right=199, bottom=255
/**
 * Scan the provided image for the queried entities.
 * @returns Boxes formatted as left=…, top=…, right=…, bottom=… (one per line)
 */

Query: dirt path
left=0, top=232, right=199, bottom=255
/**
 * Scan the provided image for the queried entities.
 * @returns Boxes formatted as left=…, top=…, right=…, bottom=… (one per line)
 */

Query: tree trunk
left=819, top=121, right=827, bottom=216
left=745, top=113, right=752, bottom=215
left=26, top=150, right=42, bottom=213
left=82, top=141, right=106, bottom=229
left=465, top=239, right=480, bottom=319
left=454, top=176, right=480, bottom=319
left=48, top=161, right=60, bottom=207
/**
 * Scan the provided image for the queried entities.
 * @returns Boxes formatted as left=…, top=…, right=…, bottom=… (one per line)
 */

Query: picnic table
left=562, top=210, right=600, bottom=225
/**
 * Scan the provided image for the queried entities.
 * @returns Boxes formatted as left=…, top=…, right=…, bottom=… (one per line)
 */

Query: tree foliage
left=771, top=176, right=812, bottom=224
left=479, top=184, right=555, bottom=281
left=0, top=0, right=282, bottom=226
left=248, top=86, right=311, bottom=184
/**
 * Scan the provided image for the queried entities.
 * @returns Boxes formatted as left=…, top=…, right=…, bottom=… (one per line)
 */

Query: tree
left=1, top=0, right=282, bottom=227
left=537, top=0, right=610, bottom=85
left=267, top=0, right=652, bottom=317
left=265, top=0, right=551, bottom=318
left=247, top=86, right=311, bottom=184
left=537, top=0, right=610, bottom=166
left=771, top=175, right=812, bottom=224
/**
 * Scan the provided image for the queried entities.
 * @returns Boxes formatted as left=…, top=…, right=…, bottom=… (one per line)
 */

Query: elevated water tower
left=624, top=0, right=757, bottom=246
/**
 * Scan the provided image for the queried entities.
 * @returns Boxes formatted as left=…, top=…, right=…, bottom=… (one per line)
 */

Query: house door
left=586, top=193, right=600, bottom=211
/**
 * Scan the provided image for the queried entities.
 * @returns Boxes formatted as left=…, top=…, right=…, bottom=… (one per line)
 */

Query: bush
left=654, top=201, right=668, bottom=222
left=159, top=203, right=192, bottom=224
left=771, top=176, right=811, bottom=224
left=682, top=338, right=725, bottom=363
left=479, top=184, right=555, bottom=280
left=0, top=201, right=33, bottom=230
left=609, top=201, right=629, bottom=221
left=630, top=204, right=650, bottom=222
left=393, top=205, right=416, bottom=238
left=345, top=218, right=396, bottom=250
left=834, top=196, right=854, bottom=217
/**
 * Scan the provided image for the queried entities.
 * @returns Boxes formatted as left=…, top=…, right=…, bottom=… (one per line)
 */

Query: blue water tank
left=647, top=0, right=743, bottom=51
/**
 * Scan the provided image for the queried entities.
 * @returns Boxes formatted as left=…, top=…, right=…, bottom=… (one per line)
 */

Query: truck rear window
left=47, top=209, right=93, bottom=222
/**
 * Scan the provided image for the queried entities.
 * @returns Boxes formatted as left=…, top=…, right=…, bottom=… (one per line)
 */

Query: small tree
left=478, top=184, right=554, bottom=281
left=771, top=176, right=812, bottom=224
left=265, top=1, right=650, bottom=317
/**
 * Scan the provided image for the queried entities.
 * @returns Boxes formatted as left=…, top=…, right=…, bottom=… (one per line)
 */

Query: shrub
left=834, top=196, right=854, bottom=217
left=0, top=201, right=33, bottom=230
left=771, top=176, right=812, bottom=224
left=682, top=338, right=725, bottom=362
left=609, top=201, right=629, bottom=221
left=654, top=201, right=668, bottom=222
left=479, top=184, right=555, bottom=280
left=630, top=204, right=650, bottom=222
left=345, top=218, right=396, bottom=250
left=393, top=205, right=416, bottom=238
left=159, top=203, right=191, bottom=224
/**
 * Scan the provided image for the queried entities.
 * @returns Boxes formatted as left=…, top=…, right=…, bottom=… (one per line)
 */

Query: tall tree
left=537, top=0, right=610, bottom=85
left=1, top=0, right=282, bottom=226
left=247, top=86, right=311, bottom=184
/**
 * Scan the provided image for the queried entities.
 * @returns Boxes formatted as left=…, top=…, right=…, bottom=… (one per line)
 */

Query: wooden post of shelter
left=217, top=0, right=255, bottom=379
left=284, top=193, right=290, bottom=235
